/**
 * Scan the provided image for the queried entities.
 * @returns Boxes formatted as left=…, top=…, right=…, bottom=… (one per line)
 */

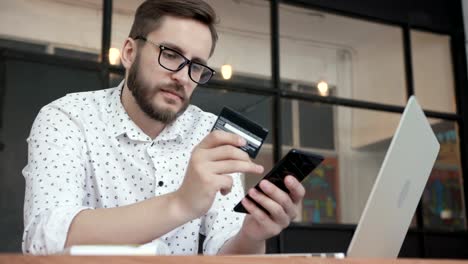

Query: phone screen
left=233, top=149, right=324, bottom=214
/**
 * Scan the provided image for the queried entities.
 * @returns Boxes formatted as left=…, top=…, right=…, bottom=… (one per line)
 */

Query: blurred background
left=0, top=0, right=467, bottom=258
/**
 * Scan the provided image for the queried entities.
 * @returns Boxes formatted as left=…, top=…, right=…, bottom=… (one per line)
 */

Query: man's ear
left=121, top=38, right=138, bottom=70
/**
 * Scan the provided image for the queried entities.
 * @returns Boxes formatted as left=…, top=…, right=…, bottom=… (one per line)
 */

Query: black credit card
left=211, top=107, right=268, bottom=158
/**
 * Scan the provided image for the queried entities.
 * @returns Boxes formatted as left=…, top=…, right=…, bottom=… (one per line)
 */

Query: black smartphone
left=233, top=149, right=324, bottom=214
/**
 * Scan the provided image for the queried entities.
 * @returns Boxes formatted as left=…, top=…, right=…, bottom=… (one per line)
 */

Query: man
left=22, top=0, right=305, bottom=255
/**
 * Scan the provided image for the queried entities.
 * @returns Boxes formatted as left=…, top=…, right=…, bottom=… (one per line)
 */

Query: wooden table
left=1, top=255, right=467, bottom=264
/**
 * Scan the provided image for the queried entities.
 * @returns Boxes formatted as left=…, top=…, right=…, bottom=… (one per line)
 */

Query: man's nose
left=171, top=63, right=191, bottom=85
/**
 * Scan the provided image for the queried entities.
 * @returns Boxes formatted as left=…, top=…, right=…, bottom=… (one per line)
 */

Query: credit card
left=211, top=107, right=268, bottom=158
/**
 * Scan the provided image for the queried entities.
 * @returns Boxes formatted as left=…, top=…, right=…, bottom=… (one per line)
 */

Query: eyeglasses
left=133, top=36, right=215, bottom=84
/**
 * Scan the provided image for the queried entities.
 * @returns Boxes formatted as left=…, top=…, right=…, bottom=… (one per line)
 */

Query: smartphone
left=233, top=149, right=324, bottom=214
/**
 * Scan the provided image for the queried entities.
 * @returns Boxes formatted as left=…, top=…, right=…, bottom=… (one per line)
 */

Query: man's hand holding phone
left=239, top=175, right=306, bottom=241
left=233, top=149, right=324, bottom=243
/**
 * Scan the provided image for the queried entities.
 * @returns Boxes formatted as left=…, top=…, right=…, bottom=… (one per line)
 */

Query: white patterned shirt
left=22, top=82, right=246, bottom=255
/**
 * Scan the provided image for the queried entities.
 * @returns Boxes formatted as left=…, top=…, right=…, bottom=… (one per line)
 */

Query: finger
left=198, top=130, right=246, bottom=149
left=241, top=197, right=276, bottom=228
left=205, top=145, right=250, bottom=162
left=248, top=188, right=290, bottom=228
left=259, top=180, right=297, bottom=219
left=210, top=160, right=264, bottom=175
left=284, top=175, right=306, bottom=204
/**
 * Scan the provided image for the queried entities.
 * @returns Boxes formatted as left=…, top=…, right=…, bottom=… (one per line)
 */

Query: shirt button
left=158, top=181, right=164, bottom=187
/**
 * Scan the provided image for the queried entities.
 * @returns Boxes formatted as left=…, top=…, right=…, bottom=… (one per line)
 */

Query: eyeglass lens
left=159, top=48, right=213, bottom=84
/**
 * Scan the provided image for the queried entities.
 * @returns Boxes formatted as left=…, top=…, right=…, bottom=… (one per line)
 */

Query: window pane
left=411, top=31, right=456, bottom=113
left=344, top=108, right=403, bottom=224
left=279, top=4, right=407, bottom=106
left=207, top=0, right=271, bottom=80
left=111, top=1, right=142, bottom=66
left=423, top=119, right=466, bottom=230
left=299, top=102, right=335, bottom=150
left=280, top=98, right=334, bottom=150
left=0, top=0, right=102, bottom=61
left=283, top=102, right=403, bottom=224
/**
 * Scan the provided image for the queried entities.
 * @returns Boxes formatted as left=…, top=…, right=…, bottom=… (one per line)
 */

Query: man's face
left=127, top=16, right=212, bottom=124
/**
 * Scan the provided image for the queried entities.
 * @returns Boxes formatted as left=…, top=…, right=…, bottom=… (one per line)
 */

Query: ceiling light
left=317, top=81, right=329, bottom=96
left=108, top=47, right=121, bottom=65
left=221, top=64, right=233, bottom=80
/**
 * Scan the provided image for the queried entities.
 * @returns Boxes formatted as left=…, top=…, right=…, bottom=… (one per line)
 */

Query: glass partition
left=279, top=3, right=407, bottom=106
left=412, top=30, right=456, bottom=113
left=0, top=0, right=102, bottom=61
left=279, top=100, right=402, bottom=224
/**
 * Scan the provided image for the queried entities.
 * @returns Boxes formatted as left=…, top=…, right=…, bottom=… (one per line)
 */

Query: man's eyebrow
left=160, top=42, right=208, bottom=65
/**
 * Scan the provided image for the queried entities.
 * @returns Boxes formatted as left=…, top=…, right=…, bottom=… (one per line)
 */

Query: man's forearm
left=65, top=192, right=192, bottom=247
left=218, top=230, right=265, bottom=255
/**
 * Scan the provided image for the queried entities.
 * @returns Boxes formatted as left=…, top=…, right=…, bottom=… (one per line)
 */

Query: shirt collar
left=157, top=107, right=191, bottom=142
left=106, top=80, right=186, bottom=143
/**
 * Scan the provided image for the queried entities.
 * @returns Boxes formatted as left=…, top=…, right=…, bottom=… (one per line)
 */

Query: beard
left=126, top=52, right=190, bottom=124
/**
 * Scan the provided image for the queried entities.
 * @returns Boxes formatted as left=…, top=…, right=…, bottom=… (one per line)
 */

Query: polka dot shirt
left=22, top=82, right=246, bottom=255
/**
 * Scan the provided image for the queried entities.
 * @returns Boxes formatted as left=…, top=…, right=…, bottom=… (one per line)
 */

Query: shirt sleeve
left=22, top=103, right=92, bottom=254
left=200, top=172, right=246, bottom=255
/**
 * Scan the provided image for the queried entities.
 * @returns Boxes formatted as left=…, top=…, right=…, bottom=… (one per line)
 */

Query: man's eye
left=162, top=50, right=178, bottom=60
left=191, top=64, right=203, bottom=73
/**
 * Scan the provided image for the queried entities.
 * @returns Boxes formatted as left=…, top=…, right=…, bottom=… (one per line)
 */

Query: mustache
left=157, top=83, right=186, bottom=100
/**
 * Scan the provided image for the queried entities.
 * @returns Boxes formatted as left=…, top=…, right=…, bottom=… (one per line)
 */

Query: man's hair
left=129, top=0, right=218, bottom=56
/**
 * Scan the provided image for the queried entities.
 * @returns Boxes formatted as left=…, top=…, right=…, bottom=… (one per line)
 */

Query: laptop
left=296, top=96, right=439, bottom=259
left=344, top=95, right=440, bottom=258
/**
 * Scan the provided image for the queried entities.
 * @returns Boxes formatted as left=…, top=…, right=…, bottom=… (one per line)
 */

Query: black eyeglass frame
left=133, top=36, right=216, bottom=84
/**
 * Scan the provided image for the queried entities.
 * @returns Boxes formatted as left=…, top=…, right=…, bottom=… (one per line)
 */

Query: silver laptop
left=298, top=96, right=440, bottom=259
left=345, top=96, right=440, bottom=258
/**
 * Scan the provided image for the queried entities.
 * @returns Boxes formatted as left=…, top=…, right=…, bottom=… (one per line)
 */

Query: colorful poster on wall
left=302, top=157, right=339, bottom=223
left=422, top=124, right=466, bottom=230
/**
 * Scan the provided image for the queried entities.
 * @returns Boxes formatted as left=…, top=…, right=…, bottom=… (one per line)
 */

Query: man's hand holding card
left=176, top=129, right=264, bottom=220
